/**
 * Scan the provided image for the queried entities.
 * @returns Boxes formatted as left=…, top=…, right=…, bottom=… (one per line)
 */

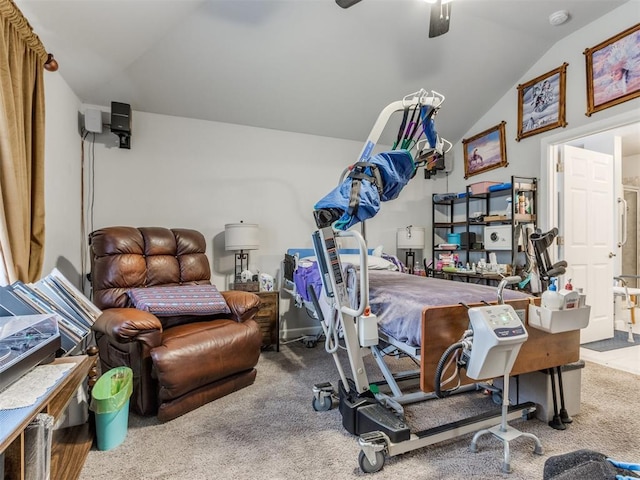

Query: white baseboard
left=280, top=326, right=322, bottom=341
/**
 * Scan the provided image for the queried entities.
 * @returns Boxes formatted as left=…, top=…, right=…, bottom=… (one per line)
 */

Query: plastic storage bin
left=90, top=367, right=133, bottom=451
left=447, top=233, right=461, bottom=245
left=493, top=361, right=585, bottom=422
left=469, top=181, right=500, bottom=194
left=528, top=305, right=591, bottom=333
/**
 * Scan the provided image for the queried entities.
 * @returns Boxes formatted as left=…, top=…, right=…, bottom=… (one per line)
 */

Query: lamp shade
left=396, top=226, right=425, bottom=249
left=225, top=223, right=260, bottom=251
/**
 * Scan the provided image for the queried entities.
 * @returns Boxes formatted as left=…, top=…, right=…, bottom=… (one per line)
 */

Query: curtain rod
left=0, top=0, right=57, bottom=70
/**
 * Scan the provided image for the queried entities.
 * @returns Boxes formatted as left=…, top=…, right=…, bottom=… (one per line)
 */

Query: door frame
left=621, top=185, right=640, bottom=286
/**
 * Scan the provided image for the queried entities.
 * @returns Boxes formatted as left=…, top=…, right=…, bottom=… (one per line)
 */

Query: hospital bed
left=282, top=248, right=581, bottom=397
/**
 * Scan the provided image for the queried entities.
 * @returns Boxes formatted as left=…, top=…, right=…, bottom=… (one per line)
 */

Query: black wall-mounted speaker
left=110, top=102, right=131, bottom=133
left=110, top=101, right=131, bottom=149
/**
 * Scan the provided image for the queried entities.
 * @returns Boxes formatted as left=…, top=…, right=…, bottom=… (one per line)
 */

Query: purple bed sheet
left=291, top=262, right=531, bottom=349
left=369, top=271, right=531, bottom=348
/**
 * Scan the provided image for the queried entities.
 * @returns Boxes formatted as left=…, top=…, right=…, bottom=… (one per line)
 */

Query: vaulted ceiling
left=19, top=0, right=630, bottom=146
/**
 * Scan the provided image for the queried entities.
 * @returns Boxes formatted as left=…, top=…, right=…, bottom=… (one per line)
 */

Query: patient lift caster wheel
left=312, top=382, right=334, bottom=411
left=358, top=450, right=385, bottom=474
left=358, top=432, right=388, bottom=473
left=312, top=396, right=332, bottom=411
left=302, top=338, right=318, bottom=348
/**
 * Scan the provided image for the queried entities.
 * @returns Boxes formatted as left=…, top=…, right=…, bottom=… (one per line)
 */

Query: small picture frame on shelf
left=516, top=63, right=568, bottom=141
left=462, top=121, right=507, bottom=179
left=584, top=23, right=640, bottom=116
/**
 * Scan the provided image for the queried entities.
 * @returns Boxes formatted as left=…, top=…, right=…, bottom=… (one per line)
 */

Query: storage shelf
left=431, top=175, right=537, bottom=281
left=433, top=221, right=467, bottom=228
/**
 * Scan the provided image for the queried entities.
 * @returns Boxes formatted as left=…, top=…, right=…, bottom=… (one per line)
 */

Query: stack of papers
left=0, top=268, right=101, bottom=354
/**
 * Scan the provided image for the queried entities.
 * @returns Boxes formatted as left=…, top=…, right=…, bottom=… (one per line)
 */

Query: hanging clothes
left=314, top=149, right=415, bottom=230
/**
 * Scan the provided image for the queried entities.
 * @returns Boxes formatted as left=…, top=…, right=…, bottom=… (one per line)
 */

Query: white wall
left=42, top=73, right=83, bottom=285
left=83, top=111, right=435, bottom=285
left=623, top=153, right=640, bottom=180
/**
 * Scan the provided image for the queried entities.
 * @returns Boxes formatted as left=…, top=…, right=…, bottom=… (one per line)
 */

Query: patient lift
left=308, top=90, right=540, bottom=474
left=311, top=226, right=541, bottom=473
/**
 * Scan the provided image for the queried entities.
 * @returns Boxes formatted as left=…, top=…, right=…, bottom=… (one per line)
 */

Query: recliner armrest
left=93, top=308, right=163, bottom=348
left=221, top=291, right=261, bottom=322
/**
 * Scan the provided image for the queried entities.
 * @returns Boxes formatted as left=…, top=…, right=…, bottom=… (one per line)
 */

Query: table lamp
left=225, top=222, right=260, bottom=284
left=397, top=225, right=425, bottom=274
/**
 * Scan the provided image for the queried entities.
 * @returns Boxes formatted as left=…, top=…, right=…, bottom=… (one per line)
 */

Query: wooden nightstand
left=254, top=291, right=280, bottom=351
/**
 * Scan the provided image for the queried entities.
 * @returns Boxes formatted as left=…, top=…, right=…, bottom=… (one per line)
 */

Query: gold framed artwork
left=516, top=63, right=568, bottom=141
left=462, top=121, right=507, bottom=179
left=584, top=23, right=640, bottom=116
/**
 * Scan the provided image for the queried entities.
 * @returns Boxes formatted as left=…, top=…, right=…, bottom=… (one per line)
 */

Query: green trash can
left=90, top=367, right=133, bottom=451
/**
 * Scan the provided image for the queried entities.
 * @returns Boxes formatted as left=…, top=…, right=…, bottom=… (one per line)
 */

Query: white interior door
left=560, top=145, right=614, bottom=344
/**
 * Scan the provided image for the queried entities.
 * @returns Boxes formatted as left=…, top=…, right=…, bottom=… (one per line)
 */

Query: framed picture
left=516, top=63, right=568, bottom=141
left=584, top=23, right=640, bottom=116
left=462, top=121, right=507, bottom=179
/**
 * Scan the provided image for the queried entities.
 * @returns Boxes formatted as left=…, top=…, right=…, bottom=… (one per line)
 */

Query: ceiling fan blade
left=429, top=0, right=452, bottom=38
left=335, top=0, right=364, bottom=8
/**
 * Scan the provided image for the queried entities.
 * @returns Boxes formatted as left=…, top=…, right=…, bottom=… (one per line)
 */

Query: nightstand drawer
left=254, top=291, right=279, bottom=351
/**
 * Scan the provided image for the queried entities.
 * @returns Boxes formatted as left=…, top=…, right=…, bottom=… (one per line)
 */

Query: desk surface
left=0, top=355, right=87, bottom=453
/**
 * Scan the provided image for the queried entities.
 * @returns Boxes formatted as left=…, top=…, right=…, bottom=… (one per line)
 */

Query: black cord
left=90, top=133, right=95, bottom=235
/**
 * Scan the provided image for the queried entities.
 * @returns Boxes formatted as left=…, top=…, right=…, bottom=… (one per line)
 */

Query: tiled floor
left=580, top=326, right=640, bottom=376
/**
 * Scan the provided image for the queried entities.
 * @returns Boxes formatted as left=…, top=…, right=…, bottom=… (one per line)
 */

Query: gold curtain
left=0, top=0, right=47, bottom=284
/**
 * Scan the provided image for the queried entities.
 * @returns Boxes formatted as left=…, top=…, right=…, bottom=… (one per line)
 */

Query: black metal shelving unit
left=430, top=176, right=537, bottom=284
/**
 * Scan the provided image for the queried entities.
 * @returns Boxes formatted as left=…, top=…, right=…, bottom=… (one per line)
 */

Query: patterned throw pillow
left=127, top=285, right=230, bottom=316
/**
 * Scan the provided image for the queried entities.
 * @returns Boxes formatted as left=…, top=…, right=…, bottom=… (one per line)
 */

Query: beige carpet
left=80, top=341, right=639, bottom=480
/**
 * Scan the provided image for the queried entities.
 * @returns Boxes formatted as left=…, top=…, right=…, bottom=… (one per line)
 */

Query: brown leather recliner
left=89, top=226, right=262, bottom=422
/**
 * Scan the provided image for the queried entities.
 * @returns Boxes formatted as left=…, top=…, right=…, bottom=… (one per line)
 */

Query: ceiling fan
left=335, top=0, right=452, bottom=38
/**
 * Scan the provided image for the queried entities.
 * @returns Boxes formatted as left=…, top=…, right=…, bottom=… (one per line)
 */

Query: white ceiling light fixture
left=549, top=10, right=570, bottom=26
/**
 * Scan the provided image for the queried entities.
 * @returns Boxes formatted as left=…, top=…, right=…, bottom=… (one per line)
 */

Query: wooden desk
left=420, top=298, right=580, bottom=392
left=0, top=355, right=96, bottom=480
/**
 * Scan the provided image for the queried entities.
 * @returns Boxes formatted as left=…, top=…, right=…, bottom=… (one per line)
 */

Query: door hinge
left=556, top=159, right=564, bottom=173
left=556, top=235, right=564, bottom=245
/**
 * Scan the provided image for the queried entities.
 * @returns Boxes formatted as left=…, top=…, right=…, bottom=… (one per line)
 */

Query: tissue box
left=469, top=181, right=500, bottom=194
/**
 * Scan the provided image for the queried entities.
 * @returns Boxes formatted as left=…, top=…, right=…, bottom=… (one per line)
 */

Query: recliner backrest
left=90, top=226, right=211, bottom=310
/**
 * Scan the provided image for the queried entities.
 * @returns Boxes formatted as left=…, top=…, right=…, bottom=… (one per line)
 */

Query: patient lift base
left=356, top=396, right=537, bottom=474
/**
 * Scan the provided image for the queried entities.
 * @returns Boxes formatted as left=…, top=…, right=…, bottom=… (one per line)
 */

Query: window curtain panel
left=0, top=0, right=47, bottom=285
